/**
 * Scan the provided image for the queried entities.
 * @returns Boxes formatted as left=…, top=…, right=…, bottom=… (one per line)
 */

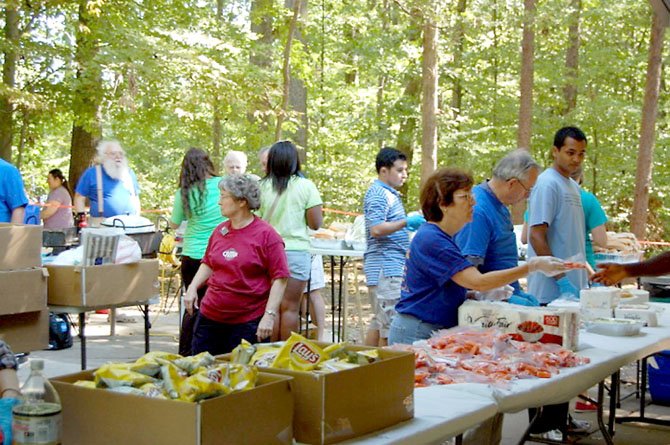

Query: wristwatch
left=265, top=309, right=278, bottom=317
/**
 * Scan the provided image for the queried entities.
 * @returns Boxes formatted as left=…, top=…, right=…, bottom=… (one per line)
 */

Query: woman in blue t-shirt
left=389, top=168, right=569, bottom=346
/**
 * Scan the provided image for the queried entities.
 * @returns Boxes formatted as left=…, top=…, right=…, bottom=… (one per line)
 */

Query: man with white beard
left=74, top=140, right=141, bottom=227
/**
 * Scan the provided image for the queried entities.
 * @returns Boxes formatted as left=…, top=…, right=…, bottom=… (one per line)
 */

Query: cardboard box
left=51, top=370, right=294, bottom=445
left=0, top=268, right=48, bottom=315
left=226, top=345, right=415, bottom=444
left=46, top=259, right=159, bottom=307
left=0, top=223, right=42, bottom=270
left=0, top=309, right=49, bottom=352
left=459, top=300, right=580, bottom=350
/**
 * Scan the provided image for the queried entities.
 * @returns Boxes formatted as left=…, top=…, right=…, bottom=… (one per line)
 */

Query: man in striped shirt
left=363, top=147, right=425, bottom=346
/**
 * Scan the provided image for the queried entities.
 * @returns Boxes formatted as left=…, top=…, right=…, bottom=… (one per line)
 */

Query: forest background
left=1, top=0, right=669, bottom=242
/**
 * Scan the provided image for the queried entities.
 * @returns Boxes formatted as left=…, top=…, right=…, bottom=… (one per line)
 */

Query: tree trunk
left=630, top=11, right=666, bottom=239
left=562, top=0, right=580, bottom=115
left=275, top=0, right=302, bottom=141
left=247, top=0, right=274, bottom=136
left=396, top=76, right=421, bottom=199
left=450, top=0, right=467, bottom=122
left=15, top=107, right=28, bottom=169
left=212, top=98, right=222, bottom=168
left=0, top=4, right=19, bottom=161
left=512, top=0, right=535, bottom=224
left=517, top=0, right=535, bottom=150
left=420, top=20, right=438, bottom=185
left=69, top=0, right=102, bottom=189
left=286, top=0, right=308, bottom=150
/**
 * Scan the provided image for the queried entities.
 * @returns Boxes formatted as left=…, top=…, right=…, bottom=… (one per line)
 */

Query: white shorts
left=307, top=255, right=325, bottom=291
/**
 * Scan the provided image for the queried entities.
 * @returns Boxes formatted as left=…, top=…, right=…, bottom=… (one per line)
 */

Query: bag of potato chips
left=271, top=332, right=327, bottom=371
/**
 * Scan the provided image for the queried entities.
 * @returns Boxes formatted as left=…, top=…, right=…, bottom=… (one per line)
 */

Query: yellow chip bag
left=272, top=332, right=326, bottom=371
left=73, top=380, right=97, bottom=389
left=179, top=365, right=234, bottom=402
left=132, top=351, right=183, bottom=376
left=94, top=363, right=157, bottom=388
left=250, top=343, right=282, bottom=367
left=140, top=382, right=168, bottom=399
left=227, top=363, right=258, bottom=391
left=173, top=351, right=216, bottom=374
left=160, top=362, right=187, bottom=399
left=230, top=339, right=256, bottom=364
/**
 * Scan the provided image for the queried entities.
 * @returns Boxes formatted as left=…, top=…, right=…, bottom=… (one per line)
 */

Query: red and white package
left=458, top=300, right=580, bottom=351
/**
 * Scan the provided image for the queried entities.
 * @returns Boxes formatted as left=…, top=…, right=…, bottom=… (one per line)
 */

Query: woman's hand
left=183, top=286, right=199, bottom=316
left=256, top=312, right=275, bottom=341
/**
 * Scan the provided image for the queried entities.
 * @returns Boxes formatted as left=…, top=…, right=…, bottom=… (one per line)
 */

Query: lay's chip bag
left=271, top=332, right=327, bottom=371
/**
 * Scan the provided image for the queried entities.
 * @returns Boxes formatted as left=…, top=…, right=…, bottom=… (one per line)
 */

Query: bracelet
left=265, top=309, right=277, bottom=317
left=1, top=388, right=20, bottom=398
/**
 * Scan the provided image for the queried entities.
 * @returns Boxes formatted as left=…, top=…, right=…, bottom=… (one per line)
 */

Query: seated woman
left=184, top=174, right=290, bottom=355
left=389, top=168, right=568, bottom=345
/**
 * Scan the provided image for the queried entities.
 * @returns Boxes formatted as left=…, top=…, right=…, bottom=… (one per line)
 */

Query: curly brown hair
left=420, top=168, right=473, bottom=222
left=179, top=148, right=217, bottom=218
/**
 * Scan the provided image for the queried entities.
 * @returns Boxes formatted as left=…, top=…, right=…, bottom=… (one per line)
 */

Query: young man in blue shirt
left=456, top=149, right=540, bottom=305
left=363, top=147, right=424, bottom=346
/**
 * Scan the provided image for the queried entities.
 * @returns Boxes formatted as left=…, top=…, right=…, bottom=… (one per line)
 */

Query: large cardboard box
left=227, top=345, right=415, bottom=444
left=46, top=259, right=159, bottom=307
left=0, top=268, right=48, bottom=315
left=0, top=309, right=49, bottom=352
left=0, top=223, right=42, bottom=270
left=51, top=370, right=294, bottom=445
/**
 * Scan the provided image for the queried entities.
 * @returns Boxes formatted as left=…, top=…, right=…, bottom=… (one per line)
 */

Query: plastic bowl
left=518, top=330, right=544, bottom=343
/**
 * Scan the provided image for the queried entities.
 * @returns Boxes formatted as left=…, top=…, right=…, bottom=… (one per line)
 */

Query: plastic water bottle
left=12, top=360, right=61, bottom=444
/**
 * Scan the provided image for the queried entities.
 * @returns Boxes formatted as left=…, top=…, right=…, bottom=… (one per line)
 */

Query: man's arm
left=369, top=219, right=406, bottom=238
left=529, top=223, right=552, bottom=256
left=9, top=207, right=25, bottom=224
left=74, top=193, right=87, bottom=213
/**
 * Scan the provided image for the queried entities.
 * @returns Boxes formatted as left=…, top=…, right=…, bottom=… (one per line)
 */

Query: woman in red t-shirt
left=184, top=174, right=290, bottom=355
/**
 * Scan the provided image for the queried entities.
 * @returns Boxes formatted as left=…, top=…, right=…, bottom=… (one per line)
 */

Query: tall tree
left=517, top=0, right=535, bottom=150
left=449, top=0, right=467, bottom=122
left=69, top=0, right=102, bottom=189
left=0, top=2, right=19, bottom=161
left=562, top=0, right=581, bottom=115
left=286, top=0, right=308, bottom=149
left=276, top=0, right=302, bottom=141
left=630, top=9, right=667, bottom=239
left=420, top=19, right=438, bottom=184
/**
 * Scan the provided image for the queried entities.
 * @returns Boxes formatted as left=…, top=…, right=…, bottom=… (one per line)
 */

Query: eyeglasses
left=453, top=192, right=474, bottom=201
left=512, top=177, right=533, bottom=194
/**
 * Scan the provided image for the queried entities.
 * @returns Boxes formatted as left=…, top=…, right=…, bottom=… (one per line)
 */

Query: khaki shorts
left=368, top=275, right=402, bottom=338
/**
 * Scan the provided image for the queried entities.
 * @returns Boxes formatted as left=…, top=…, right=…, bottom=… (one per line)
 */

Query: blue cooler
left=648, top=350, right=670, bottom=405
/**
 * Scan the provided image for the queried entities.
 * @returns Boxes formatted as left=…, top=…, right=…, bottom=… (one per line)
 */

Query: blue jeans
left=191, top=313, right=265, bottom=355
left=388, top=313, right=445, bottom=345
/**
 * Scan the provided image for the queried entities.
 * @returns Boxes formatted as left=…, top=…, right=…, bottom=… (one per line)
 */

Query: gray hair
left=223, top=150, right=247, bottom=166
left=257, top=146, right=270, bottom=159
left=492, top=149, right=540, bottom=181
left=96, top=140, right=124, bottom=160
left=219, top=174, right=261, bottom=210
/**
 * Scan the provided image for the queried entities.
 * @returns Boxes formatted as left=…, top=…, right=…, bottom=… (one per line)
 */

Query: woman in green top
left=171, top=147, right=225, bottom=355
left=259, top=141, right=323, bottom=340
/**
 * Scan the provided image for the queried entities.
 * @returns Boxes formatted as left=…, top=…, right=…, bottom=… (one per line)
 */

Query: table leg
left=516, top=406, right=542, bottom=445
left=337, top=256, right=345, bottom=341
left=79, top=312, right=86, bottom=370
left=144, top=304, right=150, bottom=353
left=454, top=434, right=463, bottom=445
left=110, top=308, right=116, bottom=336
left=597, top=381, right=615, bottom=444
left=341, top=261, right=349, bottom=342
left=330, top=256, right=336, bottom=343
left=608, top=371, right=619, bottom=436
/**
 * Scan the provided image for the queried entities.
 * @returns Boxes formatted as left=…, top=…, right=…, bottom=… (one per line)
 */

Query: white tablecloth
left=342, top=386, right=498, bottom=444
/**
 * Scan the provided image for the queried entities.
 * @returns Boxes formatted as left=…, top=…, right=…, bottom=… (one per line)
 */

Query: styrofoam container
left=619, top=289, right=650, bottom=305
left=614, top=304, right=658, bottom=327
left=585, top=318, right=643, bottom=336
left=580, top=287, right=621, bottom=309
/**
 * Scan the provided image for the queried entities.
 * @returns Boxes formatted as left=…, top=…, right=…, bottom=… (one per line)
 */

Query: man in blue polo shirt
left=363, top=147, right=425, bottom=346
left=0, top=159, right=29, bottom=223
left=456, top=149, right=540, bottom=305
